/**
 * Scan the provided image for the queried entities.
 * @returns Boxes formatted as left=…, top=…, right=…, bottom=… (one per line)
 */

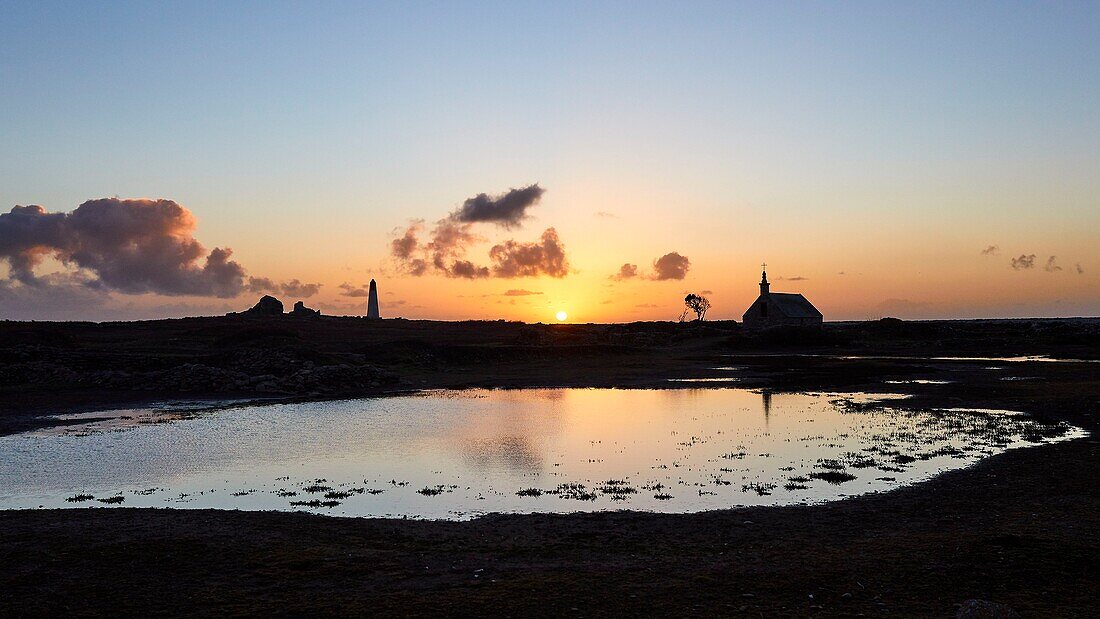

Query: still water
left=0, top=388, right=1080, bottom=519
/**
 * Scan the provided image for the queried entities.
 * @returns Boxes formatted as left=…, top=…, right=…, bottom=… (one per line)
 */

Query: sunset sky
left=2, top=2, right=1098, bottom=322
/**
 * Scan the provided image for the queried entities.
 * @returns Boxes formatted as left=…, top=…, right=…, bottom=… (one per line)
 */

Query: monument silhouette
left=366, top=279, right=381, bottom=319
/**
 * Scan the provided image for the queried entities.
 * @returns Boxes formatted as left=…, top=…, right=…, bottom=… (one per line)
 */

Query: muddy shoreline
left=1, top=317, right=1098, bottom=615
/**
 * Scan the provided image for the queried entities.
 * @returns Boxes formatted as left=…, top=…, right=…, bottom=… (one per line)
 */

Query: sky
left=1, top=1, right=1098, bottom=322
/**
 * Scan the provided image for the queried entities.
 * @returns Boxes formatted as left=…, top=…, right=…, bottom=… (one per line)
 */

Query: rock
left=239, top=295, right=283, bottom=316
left=290, top=301, right=320, bottom=317
left=956, top=600, right=1020, bottom=619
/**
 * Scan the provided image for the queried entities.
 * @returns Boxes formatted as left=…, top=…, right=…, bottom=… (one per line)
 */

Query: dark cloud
left=450, top=259, right=491, bottom=279
left=489, top=228, right=569, bottom=278
left=503, top=289, right=542, bottom=296
left=1044, top=256, right=1062, bottom=272
left=0, top=199, right=311, bottom=301
left=338, top=282, right=370, bottom=297
left=777, top=275, right=808, bottom=281
left=390, top=220, right=422, bottom=259
left=247, top=277, right=321, bottom=299
left=390, top=186, right=569, bottom=279
left=0, top=199, right=247, bottom=296
left=650, top=252, right=691, bottom=280
left=1011, top=254, right=1036, bottom=270
left=609, top=263, right=638, bottom=281
left=700, top=289, right=714, bottom=295
left=451, top=184, right=544, bottom=229
left=281, top=279, right=321, bottom=298
left=1077, top=263, right=1085, bottom=275
left=981, top=245, right=999, bottom=256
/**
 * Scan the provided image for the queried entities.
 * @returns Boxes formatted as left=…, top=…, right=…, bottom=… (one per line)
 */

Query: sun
left=555, top=310, right=568, bottom=322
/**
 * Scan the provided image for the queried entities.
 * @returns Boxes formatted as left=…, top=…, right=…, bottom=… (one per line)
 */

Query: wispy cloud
left=1011, top=254, right=1036, bottom=270
left=338, top=282, right=372, bottom=297
left=609, top=263, right=638, bottom=281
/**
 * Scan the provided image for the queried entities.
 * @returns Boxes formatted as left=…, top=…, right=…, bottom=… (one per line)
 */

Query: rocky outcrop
left=236, top=295, right=283, bottom=316
left=290, top=301, right=320, bottom=317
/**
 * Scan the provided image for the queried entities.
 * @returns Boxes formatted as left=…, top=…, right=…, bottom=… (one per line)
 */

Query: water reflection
left=460, top=436, right=543, bottom=472
left=0, top=388, right=1081, bottom=520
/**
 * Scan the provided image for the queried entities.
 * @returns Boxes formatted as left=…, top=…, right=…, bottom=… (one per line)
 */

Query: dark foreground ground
left=1, top=316, right=1098, bottom=616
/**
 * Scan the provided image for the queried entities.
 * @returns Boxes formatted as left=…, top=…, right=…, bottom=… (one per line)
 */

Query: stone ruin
left=229, top=295, right=320, bottom=317
left=291, top=300, right=321, bottom=317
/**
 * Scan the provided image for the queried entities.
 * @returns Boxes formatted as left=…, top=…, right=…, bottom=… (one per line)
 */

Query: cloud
left=390, top=220, right=422, bottom=259
left=450, top=184, right=544, bottom=229
left=776, top=275, right=808, bottom=281
left=391, top=218, right=483, bottom=278
left=650, top=252, right=691, bottom=280
left=489, top=228, right=569, bottom=278
left=338, top=282, right=370, bottom=297
left=1011, top=254, right=1036, bottom=270
left=1044, top=256, right=1062, bottom=272
left=635, top=303, right=658, bottom=308
left=0, top=198, right=313, bottom=301
left=594, top=211, right=618, bottom=219
left=450, top=259, right=491, bottom=279
left=389, top=186, right=570, bottom=280
left=1077, top=263, right=1085, bottom=274
left=981, top=245, right=1000, bottom=256
left=0, top=199, right=251, bottom=297
left=609, top=263, right=638, bottom=281
left=503, top=289, right=542, bottom=296
left=700, top=289, right=713, bottom=295
left=246, top=277, right=321, bottom=299
left=427, top=219, right=482, bottom=270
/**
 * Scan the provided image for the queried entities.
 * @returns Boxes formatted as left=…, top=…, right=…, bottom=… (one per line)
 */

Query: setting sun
left=555, top=311, right=568, bottom=322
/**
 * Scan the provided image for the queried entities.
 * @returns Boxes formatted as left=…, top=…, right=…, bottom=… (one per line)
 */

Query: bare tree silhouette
left=684, top=293, right=711, bottom=321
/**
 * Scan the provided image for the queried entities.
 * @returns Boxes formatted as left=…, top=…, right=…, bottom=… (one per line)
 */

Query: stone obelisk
left=366, top=279, right=381, bottom=319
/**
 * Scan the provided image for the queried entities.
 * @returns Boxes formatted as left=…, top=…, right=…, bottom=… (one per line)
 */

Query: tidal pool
left=0, top=388, right=1081, bottom=519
